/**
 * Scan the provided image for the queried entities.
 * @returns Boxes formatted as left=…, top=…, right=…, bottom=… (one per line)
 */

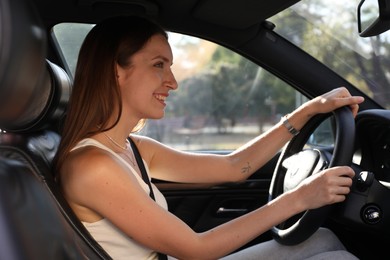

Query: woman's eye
left=154, top=62, right=164, bottom=68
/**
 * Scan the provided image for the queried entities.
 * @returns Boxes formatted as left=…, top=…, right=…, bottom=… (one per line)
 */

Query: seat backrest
left=0, top=157, right=84, bottom=260
left=0, top=124, right=111, bottom=259
left=0, top=0, right=112, bottom=258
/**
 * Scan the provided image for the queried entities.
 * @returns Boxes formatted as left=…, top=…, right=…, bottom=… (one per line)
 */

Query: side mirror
left=358, top=0, right=390, bottom=37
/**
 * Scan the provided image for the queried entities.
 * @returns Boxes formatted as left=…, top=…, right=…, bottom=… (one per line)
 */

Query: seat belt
left=128, top=137, right=168, bottom=260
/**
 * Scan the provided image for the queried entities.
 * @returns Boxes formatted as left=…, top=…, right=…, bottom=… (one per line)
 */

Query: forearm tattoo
left=241, top=162, right=251, bottom=174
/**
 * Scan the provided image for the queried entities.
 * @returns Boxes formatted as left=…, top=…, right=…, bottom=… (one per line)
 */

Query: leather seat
left=0, top=0, right=111, bottom=258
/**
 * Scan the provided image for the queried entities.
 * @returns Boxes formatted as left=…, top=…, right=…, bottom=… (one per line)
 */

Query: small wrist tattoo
left=241, top=162, right=251, bottom=174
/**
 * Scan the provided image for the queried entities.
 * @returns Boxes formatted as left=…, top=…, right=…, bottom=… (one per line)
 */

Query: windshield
left=270, top=0, right=390, bottom=109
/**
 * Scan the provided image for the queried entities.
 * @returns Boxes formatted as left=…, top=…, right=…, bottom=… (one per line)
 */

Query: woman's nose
left=166, top=70, right=178, bottom=90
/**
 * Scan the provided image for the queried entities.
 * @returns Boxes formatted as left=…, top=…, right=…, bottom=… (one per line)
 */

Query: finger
left=332, top=193, right=348, bottom=203
left=349, top=104, right=359, bottom=117
left=330, top=166, right=355, bottom=178
left=334, top=96, right=364, bottom=116
left=337, top=185, right=352, bottom=195
left=349, top=96, right=364, bottom=116
left=332, top=169, right=354, bottom=188
left=338, top=176, right=353, bottom=188
left=328, top=185, right=351, bottom=203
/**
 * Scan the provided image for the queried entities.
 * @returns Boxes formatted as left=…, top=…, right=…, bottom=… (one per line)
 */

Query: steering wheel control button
left=361, top=205, right=382, bottom=224
left=356, top=171, right=374, bottom=192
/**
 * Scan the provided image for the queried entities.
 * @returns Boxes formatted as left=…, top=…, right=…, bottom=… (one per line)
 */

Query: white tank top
left=71, top=138, right=168, bottom=260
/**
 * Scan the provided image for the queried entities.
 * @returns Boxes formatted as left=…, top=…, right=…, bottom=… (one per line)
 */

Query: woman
left=54, top=16, right=364, bottom=259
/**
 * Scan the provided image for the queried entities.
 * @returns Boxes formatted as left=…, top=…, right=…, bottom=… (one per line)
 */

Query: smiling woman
left=51, top=14, right=363, bottom=260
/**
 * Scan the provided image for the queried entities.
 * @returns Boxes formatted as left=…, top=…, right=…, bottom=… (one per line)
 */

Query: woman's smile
left=153, top=93, right=168, bottom=106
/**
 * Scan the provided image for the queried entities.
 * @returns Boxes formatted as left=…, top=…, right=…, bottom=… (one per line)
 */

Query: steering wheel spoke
left=282, top=149, right=328, bottom=193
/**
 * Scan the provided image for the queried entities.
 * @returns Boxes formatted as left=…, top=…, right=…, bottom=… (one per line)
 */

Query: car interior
left=1, top=0, right=390, bottom=259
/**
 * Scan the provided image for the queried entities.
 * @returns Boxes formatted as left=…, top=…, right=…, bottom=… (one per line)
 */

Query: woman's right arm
left=61, top=148, right=354, bottom=260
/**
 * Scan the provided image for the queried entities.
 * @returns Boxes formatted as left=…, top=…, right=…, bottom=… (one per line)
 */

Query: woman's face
left=116, top=34, right=178, bottom=122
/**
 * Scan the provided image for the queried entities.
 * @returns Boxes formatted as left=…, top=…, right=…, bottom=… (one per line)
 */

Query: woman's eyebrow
left=152, top=55, right=172, bottom=64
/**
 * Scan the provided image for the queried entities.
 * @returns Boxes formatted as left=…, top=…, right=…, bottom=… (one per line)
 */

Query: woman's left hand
left=305, top=87, right=364, bottom=117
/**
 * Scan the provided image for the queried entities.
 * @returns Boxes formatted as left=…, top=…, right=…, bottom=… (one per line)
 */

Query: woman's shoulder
left=59, top=140, right=136, bottom=222
left=61, top=140, right=123, bottom=187
left=67, top=137, right=122, bottom=167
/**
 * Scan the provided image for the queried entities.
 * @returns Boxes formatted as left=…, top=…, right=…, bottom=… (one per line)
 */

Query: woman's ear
left=115, top=63, right=122, bottom=79
left=116, top=63, right=133, bottom=81
left=116, top=63, right=126, bottom=88
left=116, top=63, right=133, bottom=89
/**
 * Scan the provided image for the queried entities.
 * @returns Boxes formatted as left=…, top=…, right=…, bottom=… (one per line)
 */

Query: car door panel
left=156, top=153, right=279, bottom=246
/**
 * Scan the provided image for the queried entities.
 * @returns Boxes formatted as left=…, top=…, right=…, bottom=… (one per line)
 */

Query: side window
left=52, top=23, right=332, bottom=151
left=52, top=23, right=93, bottom=75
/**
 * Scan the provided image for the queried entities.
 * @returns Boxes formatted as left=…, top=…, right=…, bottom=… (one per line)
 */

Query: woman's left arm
left=138, top=87, right=364, bottom=184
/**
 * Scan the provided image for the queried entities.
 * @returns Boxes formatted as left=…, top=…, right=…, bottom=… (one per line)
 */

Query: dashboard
left=336, top=109, right=390, bottom=232
left=356, top=109, right=390, bottom=184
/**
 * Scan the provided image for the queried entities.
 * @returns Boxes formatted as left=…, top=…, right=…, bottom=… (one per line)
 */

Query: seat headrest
left=0, top=60, right=71, bottom=133
left=0, top=0, right=71, bottom=133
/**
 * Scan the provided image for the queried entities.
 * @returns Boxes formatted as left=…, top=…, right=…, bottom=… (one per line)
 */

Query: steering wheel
left=269, top=106, right=355, bottom=245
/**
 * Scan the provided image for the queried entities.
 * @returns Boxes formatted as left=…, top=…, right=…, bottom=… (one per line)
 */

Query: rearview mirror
left=358, top=0, right=390, bottom=37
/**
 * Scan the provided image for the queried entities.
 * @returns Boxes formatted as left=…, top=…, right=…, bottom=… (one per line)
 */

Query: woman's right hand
left=293, top=166, right=355, bottom=210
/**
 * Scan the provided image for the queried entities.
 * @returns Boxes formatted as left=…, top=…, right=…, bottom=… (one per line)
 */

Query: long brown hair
left=54, top=16, right=167, bottom=175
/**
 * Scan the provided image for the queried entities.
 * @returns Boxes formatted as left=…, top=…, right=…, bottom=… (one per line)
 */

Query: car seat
left=0, top=0, right=112, bottom=259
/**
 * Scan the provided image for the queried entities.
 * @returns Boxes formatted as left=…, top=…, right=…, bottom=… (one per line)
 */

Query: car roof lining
left=34, top=0, right=301, bottom=29
left=35, top=0, right=301, bottom=63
